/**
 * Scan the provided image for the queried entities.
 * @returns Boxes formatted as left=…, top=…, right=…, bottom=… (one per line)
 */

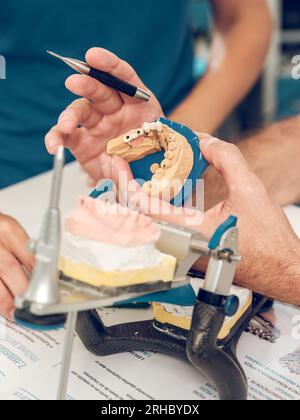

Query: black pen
left=47, top=51, right=150, bottom=102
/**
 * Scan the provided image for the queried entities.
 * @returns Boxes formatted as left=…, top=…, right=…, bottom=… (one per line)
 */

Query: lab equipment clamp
left=14, top=148, right=268, bottom=401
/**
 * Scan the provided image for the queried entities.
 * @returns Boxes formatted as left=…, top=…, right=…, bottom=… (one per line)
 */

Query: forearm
left=236, top=237, right=300, bottom=306
left=169, top=17, right=271, bottom=133
left=204, top=117, right=300, bottom=210
left=239, top=117, right=300, bottom=206
left=193, top=231, right=300, bottom=306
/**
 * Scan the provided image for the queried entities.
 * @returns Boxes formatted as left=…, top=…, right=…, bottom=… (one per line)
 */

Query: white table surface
left=1, top=161, right=300, bottom=240
left=0, top=162, right=90, bottom=237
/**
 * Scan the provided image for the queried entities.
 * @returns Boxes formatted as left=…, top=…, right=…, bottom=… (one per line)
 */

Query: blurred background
left=191, top=0, right=300, bottom=138
left=1, top=0, right=300, bottom=188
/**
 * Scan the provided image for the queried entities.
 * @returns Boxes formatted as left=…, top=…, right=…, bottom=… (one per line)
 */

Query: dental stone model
left=60, top=196, right=176, bottom=287
left=153, top=282, right=253, bottom=342
left=107, top=120, right=194, bottom=201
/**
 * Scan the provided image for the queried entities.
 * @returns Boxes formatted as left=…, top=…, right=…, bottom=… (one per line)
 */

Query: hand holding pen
left=45, top=47, right=164, bottom=182
left=48, top=51, right=150, bottom=102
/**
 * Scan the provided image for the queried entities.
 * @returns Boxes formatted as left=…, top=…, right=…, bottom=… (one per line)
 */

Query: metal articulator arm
left=186, top=217, right=248, bottom=400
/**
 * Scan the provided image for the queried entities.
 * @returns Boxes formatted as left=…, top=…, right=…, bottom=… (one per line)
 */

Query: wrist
left=168, top=99, right=216, bottom=135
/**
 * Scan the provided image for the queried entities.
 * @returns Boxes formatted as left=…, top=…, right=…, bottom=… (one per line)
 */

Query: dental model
left=153, top=283, right=253, bottom=342
left=107, top=120, right=194, bottom=201
left=59, top=196, right=176, bottom=287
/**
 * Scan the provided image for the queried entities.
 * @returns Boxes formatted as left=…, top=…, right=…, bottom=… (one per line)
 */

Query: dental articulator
left=13, top=121, right=269, bottom=401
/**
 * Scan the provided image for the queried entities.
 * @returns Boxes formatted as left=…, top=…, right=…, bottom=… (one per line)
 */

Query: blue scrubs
left=0, top=0, right=196, bottom=188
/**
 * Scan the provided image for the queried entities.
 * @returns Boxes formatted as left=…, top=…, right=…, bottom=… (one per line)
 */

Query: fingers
left=6, top=233, right=34, bottom=273
left=100, top=153, right=135, bottom=205
left=0, top=216, right=34, bottom=272
left=45, top=97, right=102, bottom=155
left=99, top=153, right=204, bottom=228
left=0, top=281, right=14, bottom=321
left=0, top=217, right=32, bottom=321
left=57, top=99, right=101, bottom=134
left=45, top=125, right=67, bottom=155
left=65, top=74, right=123, bottom=115
left=0, top=249, right=29, bottom=297
left=86, top=48, right=147, bottom=91
left=100, top=153, right=134, bottom=183
left=200, top=136, right=262, bottom=195
left=0, top=248, right=29, bottom=321
left=87, top=176, right=97, bottom=188
left=100, top=152, right=136, bottom=196
left=66, top=48, right=150, bottom=111
left=45, top=124, right=85, bottom=156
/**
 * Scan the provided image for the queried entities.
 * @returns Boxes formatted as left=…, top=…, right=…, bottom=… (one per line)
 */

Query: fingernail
left=199, top=133, right=213, bottom=138
left=46, top=138, right=56, bottom=151
left=200, top=137, right=219, bottom=148
left=59, top=109, right=73, bottom=120
left=100, top=153, right=111, bottom=177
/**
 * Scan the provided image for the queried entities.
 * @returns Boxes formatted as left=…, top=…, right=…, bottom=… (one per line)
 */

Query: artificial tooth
left=158, top=133, right=167, bottom=145
left=150, top=180, right=160, bottom=193
left=143, top=181, right=152, bottom=191
left=160, top=141, right=168, bottom=151
left=161, top=159, right=172, bottom=169
left=155, top=121, right=163, bottom=132
left=143, top=123, right=151, bottom=134
left=167, top=135, right=176, bottom=142
left=150, top=163, right=160, bottom=174
left=164, top=151, right=175, bottom=160
left=153, top=168, right=164, bottom=180
left=168, top=142, right=178, bottom=151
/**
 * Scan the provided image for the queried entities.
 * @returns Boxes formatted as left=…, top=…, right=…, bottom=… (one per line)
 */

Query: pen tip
left=47, top=50, right=62, bottom=60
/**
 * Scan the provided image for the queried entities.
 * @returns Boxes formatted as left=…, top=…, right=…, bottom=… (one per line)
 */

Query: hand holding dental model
left=99, top=136, right=300, bottom=306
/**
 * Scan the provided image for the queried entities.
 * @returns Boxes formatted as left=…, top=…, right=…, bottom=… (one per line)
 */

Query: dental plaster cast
left=59, top=196, right=176, bottom=287
left=107, top=120, right=194, bottom=201
left=152, top=283, right=253, bottom=341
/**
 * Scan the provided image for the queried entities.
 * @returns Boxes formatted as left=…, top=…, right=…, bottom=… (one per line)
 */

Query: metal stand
left=57, top=312, right=78, bottom=401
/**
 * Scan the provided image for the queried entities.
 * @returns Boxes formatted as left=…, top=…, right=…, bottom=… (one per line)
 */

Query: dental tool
left=47, top=51, right=150, bottom=102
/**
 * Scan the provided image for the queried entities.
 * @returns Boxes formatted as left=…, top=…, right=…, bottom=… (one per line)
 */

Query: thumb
left=199, top=201, right=231, bottom=240
left=199, top=135, right=266, bottom=207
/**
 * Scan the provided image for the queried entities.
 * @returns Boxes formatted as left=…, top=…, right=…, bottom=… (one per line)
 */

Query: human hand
left=99, top=135, right=300, bottom=305
left=45, top=48, right=163, bottom=183
left=0, top=215, right=34, bottom=320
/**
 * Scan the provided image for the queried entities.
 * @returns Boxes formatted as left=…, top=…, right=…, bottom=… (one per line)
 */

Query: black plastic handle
left=89, top=68, right=137, bottom=97
left=76, top=310, right=187, bottom=358
left=75, top=294, right=269, bottom=401
left=187, top=300, right=248, bottom=400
